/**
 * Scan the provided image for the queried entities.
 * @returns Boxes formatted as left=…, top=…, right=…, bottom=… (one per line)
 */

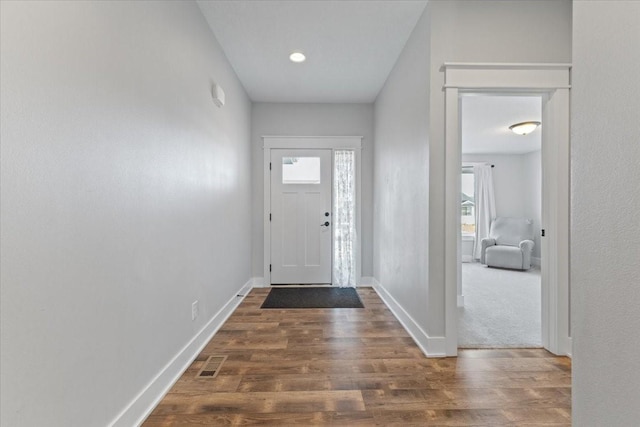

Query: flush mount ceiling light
left=509, top=121, right=541, bottom=135
left=289, top=52, right=306, bottom=63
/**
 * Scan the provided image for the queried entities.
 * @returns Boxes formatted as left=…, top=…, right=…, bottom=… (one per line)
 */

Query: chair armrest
left=480, top=238, right=496, bottom=264
left=519, top=239, right=534, bottom=252
left=481, top=238, right=496, bottom=247
left=519, top=240, right=535, bottom=269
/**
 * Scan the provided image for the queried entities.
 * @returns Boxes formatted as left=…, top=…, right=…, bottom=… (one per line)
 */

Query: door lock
left=324, top=212, right=330, bottom=217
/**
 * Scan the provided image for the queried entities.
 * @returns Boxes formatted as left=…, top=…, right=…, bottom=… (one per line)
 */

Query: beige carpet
left=458, top=262, right=541, bottom=348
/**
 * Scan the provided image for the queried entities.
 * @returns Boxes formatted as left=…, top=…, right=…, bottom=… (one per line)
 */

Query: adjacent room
left=458, top=95, right=542, bottom=348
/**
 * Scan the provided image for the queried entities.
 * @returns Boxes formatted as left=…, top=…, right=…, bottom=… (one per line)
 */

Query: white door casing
left=443, top=63, right=572, bottom=357
left=270, top=149, right=332, bottom=284
left=262, top=136, right=363, bottom=287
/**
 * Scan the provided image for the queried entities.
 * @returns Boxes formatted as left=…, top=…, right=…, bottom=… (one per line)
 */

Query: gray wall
left=0, top=2, right=252, bottom=426
left=373, top=6, right=432, bottom=332
left=251, top=103, right=375, bottom=278
left=426, top=0, right=572, bottom=336
left=571, top=2, right=640, bottom=425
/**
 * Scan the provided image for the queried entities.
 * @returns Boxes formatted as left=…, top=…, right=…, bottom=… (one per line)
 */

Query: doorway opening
left=457, top=94, right=543, bottom=349
left=262, top=136, right=362, bottom=287
left=442, top=63, right=571, bottom=357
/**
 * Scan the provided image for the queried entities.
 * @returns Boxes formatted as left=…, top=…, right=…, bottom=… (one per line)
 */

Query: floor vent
left=196, top=355, right=227, bottom=378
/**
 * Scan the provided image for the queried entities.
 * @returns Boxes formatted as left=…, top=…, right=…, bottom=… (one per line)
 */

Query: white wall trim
left=444, top=85, right=462, bottom=356
left=532, top=256, right=541, bottom=267
left=540, top=88, right=571, bottom=356
left=442, top=63, right=572, bottom=357
left=263, top=136, right=363, bottom=150
left=263, top=136, right=363, bottom=286
left=109, top=279, right=252, bottom=427
left=443, top=62, right=572, bottom=90
left=237, top=279, right=253, bottom=297
left=359, top=276, right=374, bottom=287
left=444, top=62, right=573, bottom=69
left=372, top=278, right=446, bottom=358
left=457, top=295, right=465, bottom=308
left=250, top=277, right=267, bottom=288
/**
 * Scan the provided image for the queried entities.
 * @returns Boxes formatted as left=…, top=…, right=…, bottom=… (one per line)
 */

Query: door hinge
left=269, top=264, right=272, bottom=272
left=269, top=162, right=272, bottom=170
left=269, top=213, right=272, bottom=221
left=541, top=229, right=546, bottom=237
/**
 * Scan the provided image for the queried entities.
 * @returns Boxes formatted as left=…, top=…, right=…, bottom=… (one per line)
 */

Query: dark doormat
left=261, top=287, right=364, bottom=309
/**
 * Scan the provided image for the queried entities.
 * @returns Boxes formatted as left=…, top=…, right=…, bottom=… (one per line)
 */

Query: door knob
left=324, top=212, right=330, bottom=217
left=321, top=221, right=330, bottom=227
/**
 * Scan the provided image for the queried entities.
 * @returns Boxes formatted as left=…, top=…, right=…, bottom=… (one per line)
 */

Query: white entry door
left=270, top=149, right=332, bottom=284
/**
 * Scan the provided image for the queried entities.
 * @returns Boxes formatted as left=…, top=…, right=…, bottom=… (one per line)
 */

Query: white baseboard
left=532, top=256, right=541, bottom=266
left=566, top=337, right=573, bottom=358
left=110, top=278, right=252, bottom=427
left=250, top=276, right=267, bottom=288
left=372, top=278, right=446, bottom=358
left=457, top=295, right=465, bottom=307
left=359, top=276, right=374, bottom=287
left=238, top=279, right=253, bottom=297
left=461, top=255, right=473, bottom=263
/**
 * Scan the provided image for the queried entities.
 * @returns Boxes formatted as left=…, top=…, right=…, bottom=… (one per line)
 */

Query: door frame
left=263, top=136, right=363, bottom=286
left=442, top=63, right=572, bottom=356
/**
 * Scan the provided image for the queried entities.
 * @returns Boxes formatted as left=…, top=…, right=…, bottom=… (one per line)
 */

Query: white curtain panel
left=473, top=164, right=497, bottom=260
left=333, top=150, right=356, bottom=287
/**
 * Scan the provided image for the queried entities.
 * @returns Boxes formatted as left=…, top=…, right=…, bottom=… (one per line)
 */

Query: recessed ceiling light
left=509, top=121, right=541, bottom=135
left=289, top=52, right=306, bottom=63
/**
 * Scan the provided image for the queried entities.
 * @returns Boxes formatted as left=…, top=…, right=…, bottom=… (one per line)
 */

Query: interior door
left=270, top=149, right=332, bottom=284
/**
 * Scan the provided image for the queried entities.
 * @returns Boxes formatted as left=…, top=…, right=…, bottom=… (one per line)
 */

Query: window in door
left=282, top=157, right=321, bottom=184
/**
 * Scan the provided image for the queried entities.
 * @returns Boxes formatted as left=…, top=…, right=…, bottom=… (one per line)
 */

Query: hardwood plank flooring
left=143, top=288, right=571, bottom=426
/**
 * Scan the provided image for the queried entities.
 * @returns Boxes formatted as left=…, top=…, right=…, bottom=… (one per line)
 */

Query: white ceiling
left=197, top=0, right=428, bottom=103
left=462, top=95, right=542, bottom=155
left=196, top=1, right=542, bottom=143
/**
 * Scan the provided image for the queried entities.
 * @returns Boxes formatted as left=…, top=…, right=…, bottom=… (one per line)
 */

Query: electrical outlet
left=192, top=300, right=199, bottom=321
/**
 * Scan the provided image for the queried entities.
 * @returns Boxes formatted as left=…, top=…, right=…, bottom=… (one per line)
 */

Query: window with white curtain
left=333, top=150, right=356, bottom=287
left=461, top=166, right=475, bottom=236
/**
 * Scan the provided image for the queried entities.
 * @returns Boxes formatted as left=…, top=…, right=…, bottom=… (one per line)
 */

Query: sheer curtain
left=333, top=150, right=356, bottom=287
left=473, top=164, right=496, bottom=260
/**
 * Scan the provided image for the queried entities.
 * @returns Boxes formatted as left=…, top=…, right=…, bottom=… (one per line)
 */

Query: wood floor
left=143, top=288, right=571, bottom=426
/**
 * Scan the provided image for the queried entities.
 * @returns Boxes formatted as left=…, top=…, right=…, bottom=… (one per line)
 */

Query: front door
left=270, top=149, right=332, bottom=284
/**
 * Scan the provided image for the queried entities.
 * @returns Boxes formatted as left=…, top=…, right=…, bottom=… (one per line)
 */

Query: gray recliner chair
left=480, top=217, right=535, bottom=270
